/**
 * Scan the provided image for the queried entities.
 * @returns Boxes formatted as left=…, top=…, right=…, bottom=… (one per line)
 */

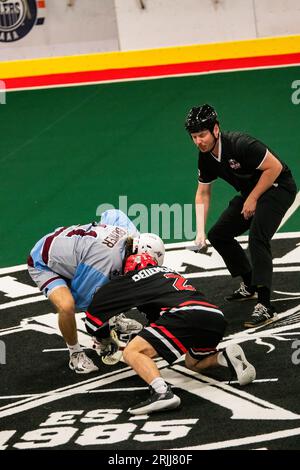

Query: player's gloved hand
left=92, top=331, right=119, bottom=357
left=92, top=330, right=122, bottom=365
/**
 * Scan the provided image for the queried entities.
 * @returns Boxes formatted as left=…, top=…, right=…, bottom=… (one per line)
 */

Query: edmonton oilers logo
left=0, top=0, right=37, bottom=42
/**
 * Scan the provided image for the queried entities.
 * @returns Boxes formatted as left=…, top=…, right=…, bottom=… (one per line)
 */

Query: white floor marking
left=278, top=191, right=300, bottom=229
left=173, top=426, right=300, bottom=450
left=163, top=366, right=299, bottom=421
left=0, top=295, right=45, bottom=310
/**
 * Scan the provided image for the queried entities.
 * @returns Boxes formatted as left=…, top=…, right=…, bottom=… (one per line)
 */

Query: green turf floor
left=0, top=66, right=299, bottom=267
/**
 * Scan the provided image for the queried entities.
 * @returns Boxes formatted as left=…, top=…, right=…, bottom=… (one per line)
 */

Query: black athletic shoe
left=128, top=385, right=181, bottom=415
left=225, top=282, right=257, bottom=301
left=244, top=303, right=278, bottom=328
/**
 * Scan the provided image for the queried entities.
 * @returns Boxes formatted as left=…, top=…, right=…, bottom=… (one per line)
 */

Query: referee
left=184, top=104, right=297, bottom=328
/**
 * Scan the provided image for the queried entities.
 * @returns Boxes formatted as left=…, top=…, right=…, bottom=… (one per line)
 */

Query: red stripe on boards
left=4, top=52, right=300, bottom=90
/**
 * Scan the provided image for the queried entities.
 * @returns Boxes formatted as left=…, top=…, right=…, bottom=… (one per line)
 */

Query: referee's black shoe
left=244, top=303, right=278, bottom=328
left=128, top=385, right=181, bottom=415
left=225, top=282, right=257, bottom=301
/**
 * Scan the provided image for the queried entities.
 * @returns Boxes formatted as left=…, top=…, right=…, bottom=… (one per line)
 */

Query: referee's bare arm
left=195, top=183, right=212, bottom=246
left=241, top=151, right=283, bottom=219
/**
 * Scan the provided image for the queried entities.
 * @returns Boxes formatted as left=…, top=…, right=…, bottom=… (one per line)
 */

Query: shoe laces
left=72, top=351, right=92, bottom=365
left=113, top=313, right=142, bottom=332
left=236, top=282, right=251, bottom=296
left=115, top=313, right=131, bottom=327
left=116, top=313, right=126, bottom=321
left=252, top=303, right=269, bottom=318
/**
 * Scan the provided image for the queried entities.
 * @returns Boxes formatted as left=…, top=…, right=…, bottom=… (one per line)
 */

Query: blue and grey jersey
left=28, top=210, right=139, bottom=309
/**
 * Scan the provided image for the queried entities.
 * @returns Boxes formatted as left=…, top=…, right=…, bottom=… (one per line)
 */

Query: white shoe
left=69, top=351, right=98, bottom=374
left=92, top=329, right=122, bottom=365
left=224, top=343, right=256, bottom=386
left=109, top=313, right=143, bottom=335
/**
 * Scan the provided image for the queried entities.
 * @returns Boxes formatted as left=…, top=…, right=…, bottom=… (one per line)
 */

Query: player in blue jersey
left=27, top=209, right=165, bottom=374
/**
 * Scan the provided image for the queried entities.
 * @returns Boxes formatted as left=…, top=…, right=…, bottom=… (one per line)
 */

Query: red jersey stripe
left=42, top=226, right=67, bottom=264
left=150, top=323, right=187, bottom=354
left=179, top=300, right=219, bottom=309
left=40, top=276, right=61, bottom=291
left=86, top=311, right=104, bottom=326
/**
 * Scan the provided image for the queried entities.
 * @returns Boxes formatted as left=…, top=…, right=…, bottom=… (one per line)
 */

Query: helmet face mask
left=124, top=253, right=158, bottom=274
left=132, top=233, right=165, bottom=266
left=185, top=104, right=218, bottom=134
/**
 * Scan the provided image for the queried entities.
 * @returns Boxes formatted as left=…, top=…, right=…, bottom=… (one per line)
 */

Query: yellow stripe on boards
left=1, top=34, right=300, bottom=79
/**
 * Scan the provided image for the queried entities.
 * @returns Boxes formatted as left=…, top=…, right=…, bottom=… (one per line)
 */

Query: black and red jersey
left=87, top=265, right=218, bottom=325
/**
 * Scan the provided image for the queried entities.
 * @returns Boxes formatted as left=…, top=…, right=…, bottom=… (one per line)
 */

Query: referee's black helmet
left=185, top=104, right=218, bottom=133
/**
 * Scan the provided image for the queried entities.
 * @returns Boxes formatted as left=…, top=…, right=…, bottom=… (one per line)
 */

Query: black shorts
left=138, top=302, right=227, bottom=365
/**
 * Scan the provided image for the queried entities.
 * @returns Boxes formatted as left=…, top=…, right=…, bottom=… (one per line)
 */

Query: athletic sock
left=217, top=351, right=228, bottom=367
left=67, top=342, right=82, bottom=356
left=150, top=377, right=168, bottom=394
left=257, top=285, right=271, bottom=307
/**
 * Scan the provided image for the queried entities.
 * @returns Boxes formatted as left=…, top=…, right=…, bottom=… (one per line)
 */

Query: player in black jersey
left=185, top=104, right=297, bottom=328
left=85, top=253, right=256, bottom=415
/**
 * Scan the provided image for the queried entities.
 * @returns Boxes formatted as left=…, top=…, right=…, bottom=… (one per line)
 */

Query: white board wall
left=1, top=0, right=300, bottom=61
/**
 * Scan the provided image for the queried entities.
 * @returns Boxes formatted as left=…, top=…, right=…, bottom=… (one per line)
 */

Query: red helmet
left=124, top=253, right=158, bottom=274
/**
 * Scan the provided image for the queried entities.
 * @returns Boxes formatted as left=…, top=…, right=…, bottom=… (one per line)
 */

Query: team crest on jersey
left=228, top=158, right=241, bottom=170
left=0, top=0, right=45, bottom=42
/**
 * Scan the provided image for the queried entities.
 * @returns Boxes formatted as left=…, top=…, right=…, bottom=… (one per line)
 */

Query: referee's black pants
left=207, top=185, right=297, bottom=290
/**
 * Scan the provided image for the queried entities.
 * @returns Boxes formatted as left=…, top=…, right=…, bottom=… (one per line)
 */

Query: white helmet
left=132, top=233, right=165, bottom=266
